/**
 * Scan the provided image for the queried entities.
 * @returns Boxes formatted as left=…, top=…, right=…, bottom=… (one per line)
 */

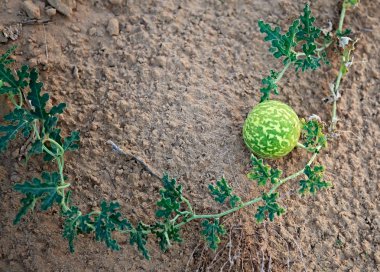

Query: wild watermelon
left=243, top=100, right=301, bottom=158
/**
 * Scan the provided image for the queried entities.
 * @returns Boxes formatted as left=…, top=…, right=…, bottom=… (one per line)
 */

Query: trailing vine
left=0, top=1, right=358, bottom=259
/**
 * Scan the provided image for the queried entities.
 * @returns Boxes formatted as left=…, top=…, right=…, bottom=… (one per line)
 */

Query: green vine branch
left=0, top=1, right=356, bottom=260
left=258, top=1, right=359, bottom=134
left=329, top=0, right=360, bottom=132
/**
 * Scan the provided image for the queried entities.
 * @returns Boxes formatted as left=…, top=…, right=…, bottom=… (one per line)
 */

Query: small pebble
left=125, top=53, right=136, bottom=65
left=107, top=18, right=119, bottom=36
left=45, top=7, right=56, bottom=16
left=22, top=1, right=41, bottom=19
left=88, top=27, right=96, bottom=36
left=70, top=24, right=81, bottom=33
left=72, top=65, right=79, bottom=79
left=0, top=33, right=8, bottom=43
left=10, top=174, right=20, bottom=183
left=29, top=58, right=38, bottom=67
left=47, top=0, right=72, bottom=17
left=152, top=56, right=166, bottom=67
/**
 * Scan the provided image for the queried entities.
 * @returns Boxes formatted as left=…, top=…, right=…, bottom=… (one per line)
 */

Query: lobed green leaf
left=299, top=165, right=331, bottom=194
left=255, top=192, right=285, bottom=223
left=156, top=174, right=184, bottom=219
left=201, top=219, right=226, bottom=251
left=296, top=4, right=320, bottom=44
left=93, top=201, right=132, bottom=250
left=208, top=177, right=241, bottom=208
left=13, top=193, right=37, bottom=224
left=63, top=130, right=80, bottom=151
left=260, top=70, right=279, bottom=102
left=14, top=171, right=64, bottom=212
left=301, top=119, right=327, bottom=152
left=0, top=108, right=35, bottom=152
left=247, top=155, right=282, bottom=186
left=151, top=221, right=182, bottom=252
left=130, top=222, right=151, bottom=259
left=63, top=206, right=87, bottom=252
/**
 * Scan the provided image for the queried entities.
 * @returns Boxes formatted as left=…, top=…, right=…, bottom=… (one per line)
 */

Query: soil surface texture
left=0, top=0, right=379, bottom=271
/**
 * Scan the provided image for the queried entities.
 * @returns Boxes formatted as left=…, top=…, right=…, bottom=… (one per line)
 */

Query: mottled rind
left=243, top=100, right=301, bottom=158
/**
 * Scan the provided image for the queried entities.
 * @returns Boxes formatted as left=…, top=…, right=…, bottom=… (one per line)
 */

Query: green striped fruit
left=243, top=100, right=301, bottom=159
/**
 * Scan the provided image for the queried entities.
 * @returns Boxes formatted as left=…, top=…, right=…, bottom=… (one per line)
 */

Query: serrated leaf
left=43, top=116, right=58, bottom=134
left=49, top=102, right=66, bottom=115
left=62, top=206, right=97, bottom=253
left=161, top=174, right=183, bottom=200
left=93, top=201, right=132, bottom=251
left=296, top=4, right=320, bottom=44
left=130, top=222, right=151, bottom=259
left=62, top=206, right=83, bottom=252
left=14, top=172, right=64, bottom=211
left=27, top=139, right=43, bottom=158
left=0, top=62, right=29, bottom=95
left=229, top=195, right=241, bottom=208
left=0, top=45, right=17, bottom=63
left=13, top=193, right=37, bottom=224
left=151, top=221, right=182, bottom=252
left=247, top=155, right=282, bottom=186
left=258, top=4, right=328, bottom=97
left=156, top=195, right=181, bottom=218
left=63, top=130, right=80, bottom=151
left=295, top=43, right=321, bottom=71
left=255, top=192, right=285, bottom=223
left=27, top=68, right=49, bottom=120
left=258, top=19, right=300, bottom=61
left=0, top=108, right=35, bottom=152
left=201, top=219, right=226, bottom=251
left=208, top=177, right=241, bottom=208
left=301, top=119, right=327, bottom=152
left=283, top=19, right=300, bottom=62
left=299, top=165, right=331, bottom=194
left=260, top=70, right=279, bottom=102
left=155, top=174, right=184, bottom=218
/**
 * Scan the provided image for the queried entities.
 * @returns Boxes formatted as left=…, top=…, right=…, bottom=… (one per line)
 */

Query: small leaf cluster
left=0, top=47, right=79, bottom=225
left=208, top=177, right=241, bottom=208
left=1, top=1, right=339, bottom=259
left=0, top=46, right=79, bottom=157
left=299, top=165, right=331, bottom=194
left=63, top=201, right=132, bottom=252
left=13, top=171, right=67, bottom=224
left=301, top=119, right=327, bottom=152
left=201, top=219, right=226, bottom=251
left=247, top=154, right=282, bottom=186
left=258, top=4, right=331, bottom=101
left=156, top=174, right=184, bottom=218
left=255, top=192, right=285, bottom=223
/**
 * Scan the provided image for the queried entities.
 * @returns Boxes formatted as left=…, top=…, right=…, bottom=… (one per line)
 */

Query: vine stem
left=329, top=2, right=349, bottom=132
left=174, top=147, right=321, bottom=229
left=275, top=38, right=332, bottom=87
left=274, top=61, right=291, bottom=84
left=338, top=5, right=346, bottom=33
left=32, top=119, right=70, bottom=212
left=181, top=196, right=194, bottom=214
left=297, top=142, right=308, bottom=150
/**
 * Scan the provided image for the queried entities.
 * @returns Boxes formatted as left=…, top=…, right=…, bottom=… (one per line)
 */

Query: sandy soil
left=0, top=0, right=379, bottom=271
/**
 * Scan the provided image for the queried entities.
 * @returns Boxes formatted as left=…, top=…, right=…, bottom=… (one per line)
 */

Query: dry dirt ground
left=0, top=0, right=379, bottom=271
